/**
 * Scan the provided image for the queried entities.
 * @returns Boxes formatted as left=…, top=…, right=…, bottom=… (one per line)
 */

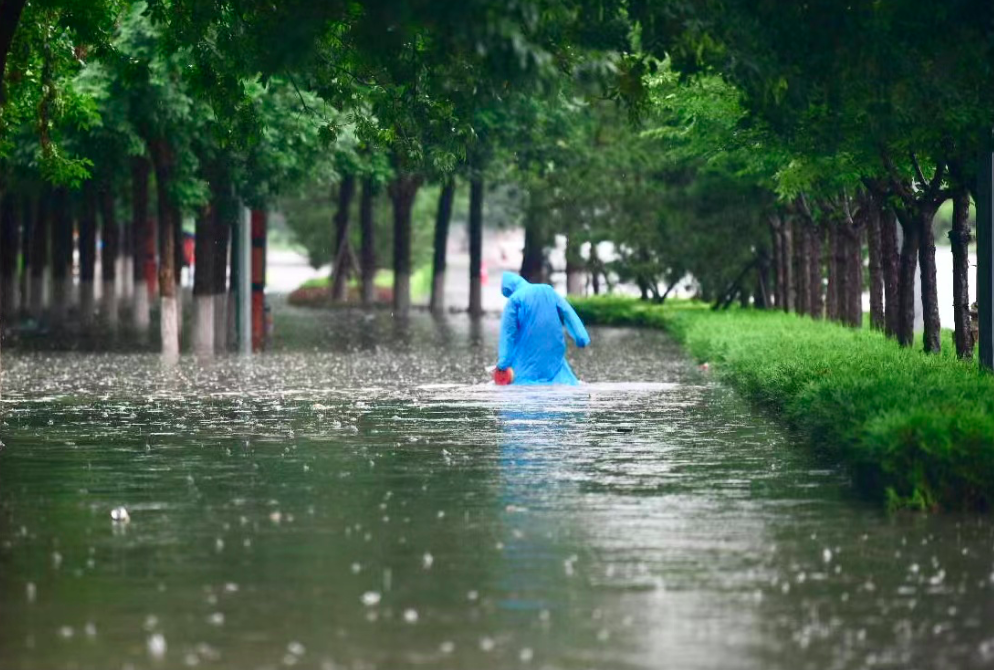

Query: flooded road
left=2, top=304, right=994, bottom=670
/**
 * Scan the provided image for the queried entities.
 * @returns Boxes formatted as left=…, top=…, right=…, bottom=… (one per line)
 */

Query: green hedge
left=571, top=296, right=994, bottom=511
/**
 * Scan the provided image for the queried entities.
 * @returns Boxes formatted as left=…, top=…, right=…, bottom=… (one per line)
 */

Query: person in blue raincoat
left=495, top=272, right=591, bottom=385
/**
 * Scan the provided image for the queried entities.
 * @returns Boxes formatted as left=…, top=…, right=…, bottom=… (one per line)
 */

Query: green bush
left=296, top=267, right=431, bottom=299
left=571, top=296, right=994, bottom=511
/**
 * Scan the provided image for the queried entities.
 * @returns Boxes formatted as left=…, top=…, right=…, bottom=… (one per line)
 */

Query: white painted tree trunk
left=176, top=287, right=184, bottom=336
left=79, top=281, right=96, bottom=330
left=194, top=294, right=214, bottom=356
left=133, top=280, right=150, bottom=334
left=214, top=293, right=228, bottom=352
left=101, top=280, right=118, bottom=331
left=160, top=295, right=179, bottom=358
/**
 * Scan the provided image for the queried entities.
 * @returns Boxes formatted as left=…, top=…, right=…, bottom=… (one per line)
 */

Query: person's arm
left=556, top=295, right=591, bottom=348
left=497, top=298, right=519, bottom=370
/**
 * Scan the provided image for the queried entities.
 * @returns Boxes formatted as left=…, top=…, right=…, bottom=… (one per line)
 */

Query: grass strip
left=570, top=295, right=994, bottom=511
left=298, top=266, right=433, bottom=299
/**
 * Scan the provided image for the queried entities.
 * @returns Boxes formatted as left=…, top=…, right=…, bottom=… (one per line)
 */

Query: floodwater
left=2, top=304, right=994, bottom=670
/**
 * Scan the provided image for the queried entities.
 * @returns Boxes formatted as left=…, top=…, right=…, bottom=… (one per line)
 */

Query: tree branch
left=840, top=188, right=854, bottom=226
left=879, top=148, right=914, bottom=207
left=286, top=73, right=313, bottom=115
left=797, top=192, right=814, bottom=222
left=910, top=152, right=927, bottom=188
left=926, top=160, right=947, bottom=203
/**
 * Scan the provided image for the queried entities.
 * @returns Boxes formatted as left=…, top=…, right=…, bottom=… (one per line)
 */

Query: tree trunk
left=895, top=215, right=920, bottom=347
left=208, top=174, right=233, bottom=353
left=79, top=183, right=98, bottom=330
left=173, top=201, right=184, bottom=334
left=468, top=176, right=484, bottom=315
left=0, top=191, right=19, bottom=321
left=794, top=222, right=810, bottom=316
left=866, top=196, right=884, bottom=330
left=29, top=191, right=49, bottom=322
left=809, top=223, right=823, bottom=318
left=755, top=246, right=771, bottom=309
left=212, top=232, right=229, bottom=353
left=839, top=200, right=866, bottom=329
left=848, top=221, right=864, bottom=327
left=193, top=204, right=215, bottom=356
left=837, top=224, right=849, bottom=324
left=769, top=217, right=782, bottom=309
left=251, top=209, right=267, bottom=352
left=430, top=179, right=455, bottom=314
left=590, top=243, right=602, bottom=295
left=18, top=195, right=30, bottom=318
left=880, top=206, right=900, bottom=338
left=359, top=178, right=376, bottom=307
left=331, top=175, right=355, bottom=302
left=521, top=213, right=545, bottom=283
left=389, top=173, right=422, bottom=315
left=826, top=222, right=840, bottom=321
left=950, top=187, right=973, bottom=358
left=917, top=207, right=941, bottom=353
left=782, top=216, right=795, bottom=312
left=565, top=233, right=584, bottom=296
left=120, top=189, right=133, bottom=304
left=149, top=139, right=179, bottom=357
left=99, top=184, right=119, bottom=330
left=131, top=157, right=152, bottom=335
left=226, top=218, right=238, bottom=351
left=840, top=225, right=856, bottom=326
left=50, top=188, right=73, bottom=328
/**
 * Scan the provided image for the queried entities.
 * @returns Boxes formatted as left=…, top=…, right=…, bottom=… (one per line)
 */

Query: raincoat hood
left=501, top=272, right=527, bottom=298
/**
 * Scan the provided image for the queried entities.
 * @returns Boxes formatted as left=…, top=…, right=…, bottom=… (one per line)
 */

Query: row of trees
left=519, top=1, right=993, bottom=360
left=1, top=0, right=992, bottom=360
left=624, top=0, right=993, bottom=360
left=0, top=0, right=631, bottom=356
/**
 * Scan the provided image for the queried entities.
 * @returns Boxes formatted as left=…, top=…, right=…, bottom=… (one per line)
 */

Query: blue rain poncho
left=496, top=272, right=591, bottom=385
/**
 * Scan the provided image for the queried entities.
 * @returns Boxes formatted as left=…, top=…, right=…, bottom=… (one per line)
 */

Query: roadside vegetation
left=572, top=296, right=994, bottom=512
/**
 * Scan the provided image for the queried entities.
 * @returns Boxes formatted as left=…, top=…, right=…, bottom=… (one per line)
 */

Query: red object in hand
left=493, top=367, right=514, bottom=386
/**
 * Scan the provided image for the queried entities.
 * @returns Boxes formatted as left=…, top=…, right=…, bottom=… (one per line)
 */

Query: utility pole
left=978, top=143, right=993, bottom=370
